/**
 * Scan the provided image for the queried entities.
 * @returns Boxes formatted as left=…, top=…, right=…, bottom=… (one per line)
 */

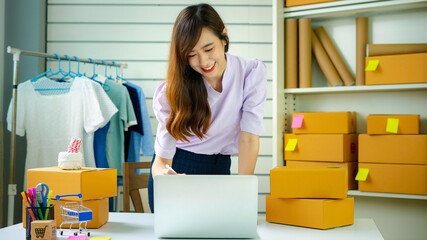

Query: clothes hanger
left=113, top=61, right=126, bottom=84
left=73, top=56, right=83, bottom=77
left=56, top=55, right=76, bottom=82
left=46, top=53, right=68, bottom=79
left=31, top=53, right=63, bottom=82
left=31, top=62, right=53, bottom=82
left=86, top=58, right=110, bottom=92
left=34, top=53, right=71, bottom=92
left=101, top=60, right=114, bottom=80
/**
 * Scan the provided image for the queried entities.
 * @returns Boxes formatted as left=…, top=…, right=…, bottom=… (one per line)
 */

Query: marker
left=165, top=164, right=177, bottom=174
left=44, top=190, right=53, bottom=220
left=21, top=192, right=36, bottom=221
left=35, top=194, right=44, bottom=220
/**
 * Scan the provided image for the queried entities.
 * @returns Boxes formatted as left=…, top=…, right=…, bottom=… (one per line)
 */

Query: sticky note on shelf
left=292, top=115, right=304, bottom=128
left=386, top=118, right=399, bottom=133
left=285, top=139, right=298, bottom=151
left=365, top=59, right=379, bottom=71
left=355, top=168, right=369, bottom=181
left=66, top=235, right=88, bottom=240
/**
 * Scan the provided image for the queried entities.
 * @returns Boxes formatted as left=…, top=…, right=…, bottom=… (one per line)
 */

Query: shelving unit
left=281, top=83, right=427, bottom=94
left=273, top=0, right=427, bottom=166
left=348, top=190, right=427, bottom=200
left=283, top=0, right=427, bottom=18
left=272, top=1, right=427, bottom=238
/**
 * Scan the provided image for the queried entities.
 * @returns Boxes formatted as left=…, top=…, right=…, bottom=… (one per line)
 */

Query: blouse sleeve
left=240, top=59, right=268, bottom=136
left=153, top=82, right=177, bottom=159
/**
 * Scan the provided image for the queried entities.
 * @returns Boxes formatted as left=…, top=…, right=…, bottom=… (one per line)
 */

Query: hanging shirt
left=27, top=76, right=117, bottom=167
left=81, top=76, right=118, bottom=167
left=6, top=77, right=105, bottom=176
left=102, top=79, right=137, bottom=175
left=94, top=121, right=111, bottom=168
left=153, top=53, right=268, bottom=159
left=123, top=83, right=143, bottom=162
left=123, top=81, right=155, bottom=162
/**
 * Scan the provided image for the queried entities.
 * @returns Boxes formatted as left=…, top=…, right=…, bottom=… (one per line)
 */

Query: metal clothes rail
left=5, top=46, right=128, bottom=226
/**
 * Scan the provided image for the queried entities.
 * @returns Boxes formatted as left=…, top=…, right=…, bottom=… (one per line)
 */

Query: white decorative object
left=58, top=152, right=84, bottom=170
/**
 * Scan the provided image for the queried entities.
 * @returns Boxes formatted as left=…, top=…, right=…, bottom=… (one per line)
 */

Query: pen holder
left=25, top=205, right=55, bottom=240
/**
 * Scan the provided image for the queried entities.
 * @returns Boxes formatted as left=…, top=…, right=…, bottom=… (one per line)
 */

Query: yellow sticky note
left=386, top=118, right=399, bottom=133
left=355, top=168, right=369, bottom=181
left=285, top=139, right=297, bottom=151
left=365, top=59, right=379, bottom=71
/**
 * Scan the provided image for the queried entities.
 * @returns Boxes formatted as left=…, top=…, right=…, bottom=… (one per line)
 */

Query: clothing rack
left=5, top=46, right=128, bottom=226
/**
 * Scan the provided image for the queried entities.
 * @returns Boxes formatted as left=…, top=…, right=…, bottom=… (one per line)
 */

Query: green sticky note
left=365, top=59, right=379, bottom=71
left=386, top=118, right=399, bottom=133
left=355, top=168, right=369, bottom=181
left=285, top=139, right=297, bottom=152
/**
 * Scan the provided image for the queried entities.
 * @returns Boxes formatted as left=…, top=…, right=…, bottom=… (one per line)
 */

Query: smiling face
left=188, top=27, right=227, bottom=83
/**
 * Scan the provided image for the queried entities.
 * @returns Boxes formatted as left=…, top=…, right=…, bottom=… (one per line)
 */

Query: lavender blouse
left=153, top=53, right=268, bottom=159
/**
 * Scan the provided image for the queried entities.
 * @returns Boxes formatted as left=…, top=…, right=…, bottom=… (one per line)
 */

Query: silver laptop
left=154, top=175, right=258, bottom=239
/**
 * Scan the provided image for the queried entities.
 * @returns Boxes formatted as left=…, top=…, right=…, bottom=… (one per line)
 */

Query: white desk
left=0, top=213, right=384, bottom=240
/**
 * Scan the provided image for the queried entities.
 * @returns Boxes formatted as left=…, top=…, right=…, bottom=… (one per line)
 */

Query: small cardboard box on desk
left=31, top=220, right=56, bottom=240
left=24, top=167, right=117, bottom=228
left=267, top=166, right=354, bottom=230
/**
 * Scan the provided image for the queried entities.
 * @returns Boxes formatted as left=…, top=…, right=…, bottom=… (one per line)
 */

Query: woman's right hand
left=152, top=156, right=178, bottom=177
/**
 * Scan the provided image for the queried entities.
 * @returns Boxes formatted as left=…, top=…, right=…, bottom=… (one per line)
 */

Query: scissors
left=36, top=183, right=49, bottom=207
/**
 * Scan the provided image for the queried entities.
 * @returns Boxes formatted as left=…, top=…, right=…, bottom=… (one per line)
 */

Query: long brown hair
left=166, top=4, right=229, bottom=142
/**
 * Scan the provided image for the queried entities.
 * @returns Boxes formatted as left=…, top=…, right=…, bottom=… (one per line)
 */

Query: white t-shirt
left=81, top=76, right=118, bottom=167
left=7, top=77, right=105, bottom=175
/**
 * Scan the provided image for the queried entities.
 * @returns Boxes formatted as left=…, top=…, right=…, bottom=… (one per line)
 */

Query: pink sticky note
left=67, top=236, right=88, bottom=240
left=292, top=115, right=304, bottom=128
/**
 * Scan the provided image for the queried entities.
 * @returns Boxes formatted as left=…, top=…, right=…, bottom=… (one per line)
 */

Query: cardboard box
left=358, top=163, right=427, bottom=195
left=367, top=115, right=420, bottom=135
left=266, top=195, right=354, bottom=229
left=31, top=220, right=56, bottom=240
left=27, top=167, right=117, bottom=201
left=24, top=198, right=109, bottom=229
left=286, top=0, right=340, bottom=7
left=284, top=134, right=358, bottom=162
left=286, top=161, right=358, bottom=190
left=292, top=112, right=356, bottom=134
left=270, top=166, right=348, bottom=198
left=365, top=52, right=427, bottom=85
left=359, top=134, right=427, bottom=165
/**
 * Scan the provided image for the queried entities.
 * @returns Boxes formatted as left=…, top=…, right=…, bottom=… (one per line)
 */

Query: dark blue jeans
left=148, top=148, right=231, bottom=213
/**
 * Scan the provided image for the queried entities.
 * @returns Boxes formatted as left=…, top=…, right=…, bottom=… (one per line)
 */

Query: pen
left=44, top=190, right=53, bottom=220
left=165, top=164, right=177, bottom=174
left=21, top=192, right=36, bottom=221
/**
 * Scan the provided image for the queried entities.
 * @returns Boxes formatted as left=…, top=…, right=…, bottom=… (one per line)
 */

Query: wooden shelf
left=348, top=190, right=427, bottom=200
left=283, top=0, right=427, bottom=19
left=280, top=83, right=427, bottom=95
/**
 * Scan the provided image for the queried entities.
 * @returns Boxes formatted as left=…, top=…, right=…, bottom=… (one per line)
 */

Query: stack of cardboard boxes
left=284, top=112, right=358, bottom=190
left=266, top=166, right=354, bottom=229
left=266, top=112, right=358, bottom=229
left=24, top=167, right=117, bottom=229
left=358, top=115, right=427, bottom=195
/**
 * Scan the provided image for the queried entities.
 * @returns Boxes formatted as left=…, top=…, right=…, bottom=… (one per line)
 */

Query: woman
left=148, top=3, right=267, bottom=212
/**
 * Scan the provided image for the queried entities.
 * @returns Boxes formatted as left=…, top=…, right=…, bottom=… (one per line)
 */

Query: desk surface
left=0, top=213, right=384, bottom=240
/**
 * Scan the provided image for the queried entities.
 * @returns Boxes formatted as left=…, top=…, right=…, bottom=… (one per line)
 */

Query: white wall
left=46, top=0, right=273, bottom=212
